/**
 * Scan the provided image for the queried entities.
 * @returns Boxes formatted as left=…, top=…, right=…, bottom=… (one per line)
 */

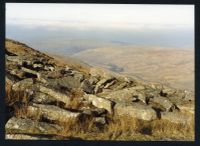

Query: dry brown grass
left=6, top=83, right=30, bottom=118
left=53, top=114, right=194, bottom=141
left=66, top=90, right=85, bottom=110
left=151, top=119, right=194, bottom=140
left=48, top=53, right=91, bottom=76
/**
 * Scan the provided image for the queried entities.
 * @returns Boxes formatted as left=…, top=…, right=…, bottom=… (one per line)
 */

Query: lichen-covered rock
left=31, top=92, right=57, bottom=104
left=27, top=103, right=81, bottom=123
left=5, top=134, right=60, bottom=140
left=21, top=67, right=40, bottom=78
left=104, top=80, right=116, bottom=89
left=149, top=96, right=174, bottom=111
left=88, top=76, right=99, bottom=85
left=94, top=117, right=107, bottom=125
left=5, top=117, right=63, bottom=135
left=160, top=87, right=177, bottom=97
left=38, top=85, right=71, bottom=105
left=12, top=78, right=34, bottom=91
left=81, top=80, right=95, bottom=94
left=83, top=94, right=114, bottom=114
left=114, top=102, right=157, bottom=121
left=73, top=72, right=84, bottom=82
left=101, top=86, right=145, bottom=102
left=47, top=76, right=81, bottom=90
left=5, top=39, right=195, bottom=140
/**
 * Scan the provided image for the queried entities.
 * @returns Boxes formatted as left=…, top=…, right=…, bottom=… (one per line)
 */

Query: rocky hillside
left=5, top=39, right=194, bottom=140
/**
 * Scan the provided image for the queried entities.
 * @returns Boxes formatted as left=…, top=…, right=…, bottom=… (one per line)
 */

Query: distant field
left=8, top=37, right=194, bottom=91
left=72, top=45, right=194, bottom=91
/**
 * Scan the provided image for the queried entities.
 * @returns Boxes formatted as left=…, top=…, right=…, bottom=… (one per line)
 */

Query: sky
left=5, top=4, right=194, bottom=50
left=6, top=3, right=194, bottom=31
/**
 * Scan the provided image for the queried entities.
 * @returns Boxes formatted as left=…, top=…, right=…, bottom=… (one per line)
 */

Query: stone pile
left=5, top=39, right=194, bottom=140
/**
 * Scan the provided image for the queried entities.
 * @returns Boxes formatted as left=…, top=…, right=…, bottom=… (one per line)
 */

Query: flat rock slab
left=102, top=86, right=145, bottom=102
left=38, top=85, right=71, bottom=105
left=21, top=67, right=40, bottom=77
left=114, top=102, right=157, bottom=121
left=5, top=134, right=61, bottom=140
left=27, top=103, right=81, bottom=123
left=6, top=56, right=25, bottom=65
left=5, top=117, right=63, bottom=135
left=83, top=94, right=114, bottom=114
left=53, top=76, right=81, bottom=89
left=31, top=92, right=57, bottom=104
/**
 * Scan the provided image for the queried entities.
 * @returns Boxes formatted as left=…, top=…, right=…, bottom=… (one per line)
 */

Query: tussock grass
left=54, top=114, right=194, bottom=141
left=6, top=83, right=30, bottom=118
left=67, top=90, right=84, bottom=109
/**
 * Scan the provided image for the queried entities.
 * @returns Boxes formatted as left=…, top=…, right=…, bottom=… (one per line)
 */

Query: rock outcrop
left=5, top=39, right=194, bottom=140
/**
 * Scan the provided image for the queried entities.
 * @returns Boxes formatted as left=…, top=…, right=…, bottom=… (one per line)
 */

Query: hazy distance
left=6, top=4, right=194, bottom=91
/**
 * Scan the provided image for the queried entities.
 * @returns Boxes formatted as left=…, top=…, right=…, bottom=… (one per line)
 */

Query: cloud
left=6, top=3, right=194, bottom=30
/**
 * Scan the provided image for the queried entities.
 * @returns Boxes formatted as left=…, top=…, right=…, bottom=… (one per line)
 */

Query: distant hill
left=73, top=45, right=194, bottom=91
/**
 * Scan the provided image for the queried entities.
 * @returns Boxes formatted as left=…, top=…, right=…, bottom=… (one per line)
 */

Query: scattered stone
left=94, top=85, right=103, bottom=94
left=33, top=63, right=43, bottom=70
left=88, top=76, right=99, bottom=85
left=73, top=72, right=84, bottom=82
left=136, top=93, right=147, bottom=104
left=81, top=80, right=95, bottom=94
left=104, top=80, right=116, bottom=89
left=115, top=82, right=128, bottom=90
left=94, top=117, right=107, bottom=125
left=60, top=67, right=73, bottom=76
left=97, top=78, right=115, bottom=87
left=83, top=94, right=114, bottom=114
left=160, top=87, right=176, bottom=97
left=182, top=90, right=194, bottom=101
left=44, top=65, right=55, bottom=71
left=150, top=96, right=174, bottom=111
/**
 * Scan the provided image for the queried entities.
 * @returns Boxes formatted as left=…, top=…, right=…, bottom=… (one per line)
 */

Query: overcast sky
left=6, top=3, right=194, bottom=30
